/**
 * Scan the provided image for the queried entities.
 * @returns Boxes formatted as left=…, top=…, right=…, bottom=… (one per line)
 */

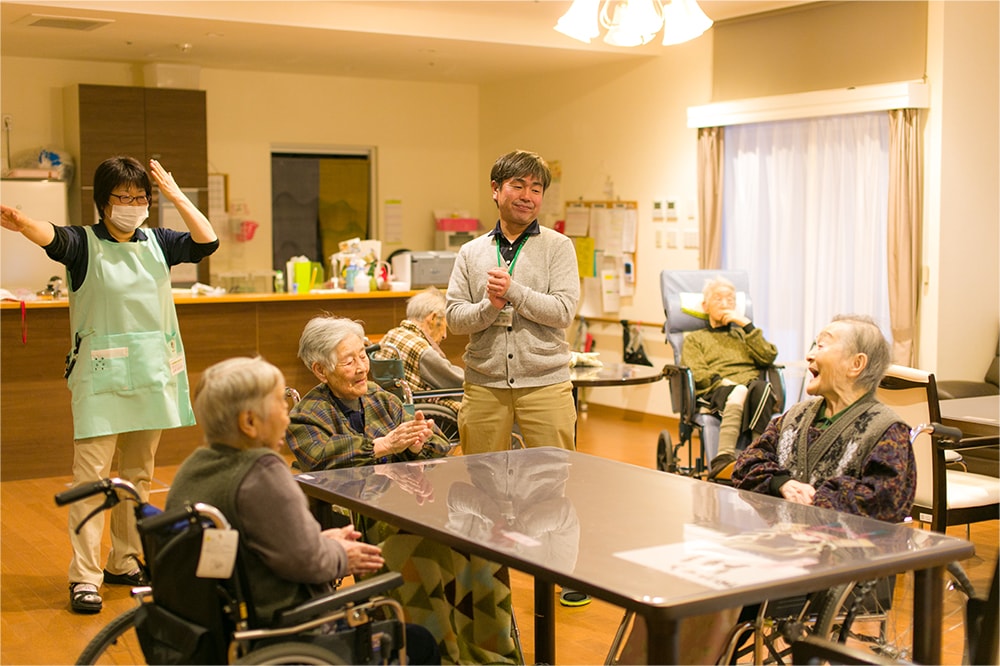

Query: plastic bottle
left=273, top=270, right=285, bottom=294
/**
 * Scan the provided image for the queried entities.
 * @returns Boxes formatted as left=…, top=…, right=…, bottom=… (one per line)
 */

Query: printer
left=391, top=251, right=457, bottom=289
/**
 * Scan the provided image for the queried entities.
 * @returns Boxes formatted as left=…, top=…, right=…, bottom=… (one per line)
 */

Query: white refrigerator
left=0, top=179, right=69, bottom=294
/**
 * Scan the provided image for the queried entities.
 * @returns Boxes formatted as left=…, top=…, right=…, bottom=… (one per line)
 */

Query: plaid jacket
left=285, top=382, right=450, bottom=471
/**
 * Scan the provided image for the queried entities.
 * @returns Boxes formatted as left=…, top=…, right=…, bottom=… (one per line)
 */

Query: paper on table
left=614, top=540, right=815, bottom=591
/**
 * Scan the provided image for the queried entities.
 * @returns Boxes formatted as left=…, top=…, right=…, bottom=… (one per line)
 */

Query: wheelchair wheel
left=414, top=402, right=459, bottom=445
left=656, top=430, right=674, bottom=472
left=809, top=562, right=977, bottom=663
left=236, top=641, right=348, bottom=665
left=76, top=606, right=144, bottom=665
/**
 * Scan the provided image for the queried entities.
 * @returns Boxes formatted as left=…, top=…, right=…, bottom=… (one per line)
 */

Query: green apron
left=65, top=226, right=195, bottom=439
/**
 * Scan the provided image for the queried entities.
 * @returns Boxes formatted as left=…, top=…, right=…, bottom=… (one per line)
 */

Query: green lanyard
left=496, top=235, right=528, bottom=275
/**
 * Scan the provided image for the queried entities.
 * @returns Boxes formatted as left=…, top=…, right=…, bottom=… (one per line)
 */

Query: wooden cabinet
left=64, top=84, right=208, bottom=227
left=64, top=83, right=209, bottom=282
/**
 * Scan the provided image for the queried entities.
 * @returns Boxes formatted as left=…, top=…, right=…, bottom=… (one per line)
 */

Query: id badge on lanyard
left=492, top=236, right=525, bottom=328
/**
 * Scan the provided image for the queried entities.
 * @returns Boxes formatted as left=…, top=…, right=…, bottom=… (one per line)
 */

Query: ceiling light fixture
left=554, top=0, right=713, bottom=47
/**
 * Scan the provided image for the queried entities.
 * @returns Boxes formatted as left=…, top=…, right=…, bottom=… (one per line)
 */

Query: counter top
left=1, top=289, right=419, bottom=309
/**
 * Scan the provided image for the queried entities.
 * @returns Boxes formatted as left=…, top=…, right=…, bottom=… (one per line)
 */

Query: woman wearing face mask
left=0, top=155, right=218, bottom=615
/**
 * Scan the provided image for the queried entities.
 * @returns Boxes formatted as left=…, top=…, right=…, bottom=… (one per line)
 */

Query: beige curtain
left=887, top=109, right=922, bottom=365
left=697, top=127, right=724, bottom=269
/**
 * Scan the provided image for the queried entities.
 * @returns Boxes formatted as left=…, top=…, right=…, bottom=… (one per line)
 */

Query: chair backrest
left=660, top=270, right=754, bottom=364
left=368, top=342, right=409, bottom=401
left=876, top=364, right=941, bottom=509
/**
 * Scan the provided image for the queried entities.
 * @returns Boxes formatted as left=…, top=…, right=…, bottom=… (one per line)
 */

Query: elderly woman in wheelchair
left=166, top=356, right=441, bottom=664
left=286, top=315, right=522, bottom=665
left=619, top=315, right=916, bottom=664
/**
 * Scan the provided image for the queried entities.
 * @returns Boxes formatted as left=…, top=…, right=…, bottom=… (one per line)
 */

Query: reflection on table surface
left=569, top=362, right=662, bottom=387
left=295, top=448, right=972, bottom=613
left=296, top=448, right=973, bottom=664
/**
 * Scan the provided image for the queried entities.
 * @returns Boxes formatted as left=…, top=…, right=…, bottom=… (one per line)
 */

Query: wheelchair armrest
left=271, top=571, right=404, bottom=628
left=412, top=388, right=463, bottom=400
left=938, top=435, right=999, bottom=452
left=661, top=364, right=698, bottom=418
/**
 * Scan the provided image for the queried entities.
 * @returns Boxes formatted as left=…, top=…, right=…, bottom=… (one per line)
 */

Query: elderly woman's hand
left=779, top=479, right=816, bottom=505
left=337, top=539, right=385, bottom=575
left=375, top=411, right=436, bottom=457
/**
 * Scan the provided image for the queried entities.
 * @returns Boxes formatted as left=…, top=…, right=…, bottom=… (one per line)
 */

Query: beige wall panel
left=712, top=1, right=928, bottom=101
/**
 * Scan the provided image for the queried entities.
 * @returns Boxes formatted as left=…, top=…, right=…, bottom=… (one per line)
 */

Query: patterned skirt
left=367, top=524, right=521, bottom=665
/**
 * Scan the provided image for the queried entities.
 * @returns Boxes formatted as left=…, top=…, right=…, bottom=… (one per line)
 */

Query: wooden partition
left=0, top=292, right=466, bottom=481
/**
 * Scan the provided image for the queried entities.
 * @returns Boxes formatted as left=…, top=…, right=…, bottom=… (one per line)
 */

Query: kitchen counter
left=1, top=290, right=466, bottom=481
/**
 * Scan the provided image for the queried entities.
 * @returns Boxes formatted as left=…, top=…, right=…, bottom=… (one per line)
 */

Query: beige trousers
left=459, top=381, right=576, bottom=454
left=67, top=429, right=160, bottom=586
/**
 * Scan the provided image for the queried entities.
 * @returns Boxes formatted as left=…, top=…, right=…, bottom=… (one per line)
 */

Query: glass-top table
left=296, top=447, right=973, bottom=664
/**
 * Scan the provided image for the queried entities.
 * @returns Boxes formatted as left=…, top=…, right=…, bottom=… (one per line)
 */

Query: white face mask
left=107, top=205, right=149, bottom=234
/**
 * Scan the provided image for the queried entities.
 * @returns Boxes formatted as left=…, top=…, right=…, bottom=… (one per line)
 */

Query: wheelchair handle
left=55, top=477, right=141, bottom=507
left=912, top=422, right=964, bottom=443
left=138, top=502, right=232, bottom=534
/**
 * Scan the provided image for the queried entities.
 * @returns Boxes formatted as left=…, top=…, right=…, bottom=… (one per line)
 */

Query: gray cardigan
left=446, top=225, right=580, bottom=389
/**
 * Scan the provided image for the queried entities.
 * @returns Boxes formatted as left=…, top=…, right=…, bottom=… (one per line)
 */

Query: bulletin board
left=561, top=200, right=638, bottom=316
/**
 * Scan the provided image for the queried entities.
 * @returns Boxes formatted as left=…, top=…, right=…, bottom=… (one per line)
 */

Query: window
left=722, top=112, right=891, bottom=391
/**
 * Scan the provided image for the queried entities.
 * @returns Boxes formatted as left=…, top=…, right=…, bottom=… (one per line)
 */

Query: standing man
left=446, top=149, right=580, bottom=454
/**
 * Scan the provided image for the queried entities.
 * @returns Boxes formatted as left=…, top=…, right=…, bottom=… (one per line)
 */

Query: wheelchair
left=367, top=341, right=463, bottom=447
left=56, top=478, right=409, bottom=665
left=656, top=269, right=785, bottom=476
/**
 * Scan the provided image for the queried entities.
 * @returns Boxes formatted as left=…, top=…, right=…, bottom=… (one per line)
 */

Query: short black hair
left=93, top=156, right=151, bottom=221
left=490, top=150, right=551, bottom=191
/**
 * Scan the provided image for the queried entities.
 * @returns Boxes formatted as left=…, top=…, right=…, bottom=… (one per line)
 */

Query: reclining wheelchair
left=56, top=477, right=410, bottom=665
left=656, top=269, right=786, bottom=476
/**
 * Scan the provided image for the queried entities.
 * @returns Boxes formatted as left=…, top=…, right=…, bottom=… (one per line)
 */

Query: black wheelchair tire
left=76, top=606, right=142, bottom=665
left=656, top=430, right=674, bottom=472
left=235, top=641, right=348, bottom=665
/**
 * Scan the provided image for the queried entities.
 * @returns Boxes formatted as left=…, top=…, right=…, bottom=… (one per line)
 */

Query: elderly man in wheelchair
left=682, top=275, right=779, bottom=480
left=376, top=287, right=463, bottom=411
left=165, top=356, right=441, bottom=664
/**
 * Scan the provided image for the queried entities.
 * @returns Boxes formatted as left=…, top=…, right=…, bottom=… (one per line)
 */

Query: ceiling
left=1, top=1, right=814, bottom=85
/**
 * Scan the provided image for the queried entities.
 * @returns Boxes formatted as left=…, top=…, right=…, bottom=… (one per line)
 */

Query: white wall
left=920, top=1, right=1000, bottom=381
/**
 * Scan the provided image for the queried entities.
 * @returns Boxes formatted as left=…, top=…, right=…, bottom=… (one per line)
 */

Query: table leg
left=534, top=580, right=555, bottom=664
left=646, top=616, right=679, bottom=664
left=913, top=565, right=944, bottom=664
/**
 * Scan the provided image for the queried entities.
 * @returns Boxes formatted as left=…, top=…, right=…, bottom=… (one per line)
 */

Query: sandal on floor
left=559, top=588, right=591, bottom=607
left=70, top=582, right=102, bottom=614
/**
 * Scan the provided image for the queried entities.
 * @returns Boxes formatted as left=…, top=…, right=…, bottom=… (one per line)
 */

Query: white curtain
left=721, top=113, right=891, bottom=397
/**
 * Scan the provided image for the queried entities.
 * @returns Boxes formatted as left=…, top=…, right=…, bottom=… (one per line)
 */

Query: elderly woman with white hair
left=286, top=315, right=451, bottom=470
left=621, top=316, right=916, bottom=664
left=733, top=313, right=915, bottom=522
left=286, top=315, right=521, bottom=665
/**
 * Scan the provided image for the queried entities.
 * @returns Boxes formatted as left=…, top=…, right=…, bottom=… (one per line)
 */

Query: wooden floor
left=1, top=404, right=995, bottom=665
